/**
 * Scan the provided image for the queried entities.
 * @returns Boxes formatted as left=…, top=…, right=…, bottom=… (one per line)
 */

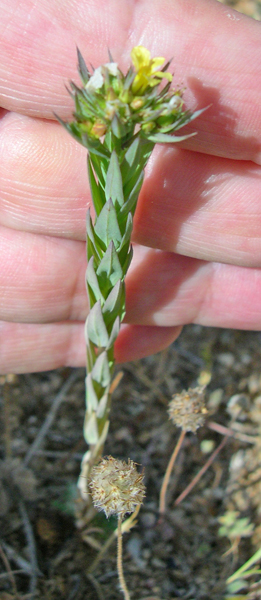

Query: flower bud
left=130, top=97, right=144, bottom=110
left=141, top=121, right=155, bottom=134
left=91, top=120, right=107, bottom=138
left=106, top=87, right=117, bottom=101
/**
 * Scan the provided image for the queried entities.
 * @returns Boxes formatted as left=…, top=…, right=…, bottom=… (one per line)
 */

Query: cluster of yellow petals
left=131, top=45, right=173, bottom=95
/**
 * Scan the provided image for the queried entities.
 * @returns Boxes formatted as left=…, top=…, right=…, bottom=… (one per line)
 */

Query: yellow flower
left=131, top=45, right=173, bottom=95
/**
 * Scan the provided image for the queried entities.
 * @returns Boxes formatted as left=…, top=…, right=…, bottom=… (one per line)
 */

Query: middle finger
left=1, top=112, right=261, bottom=267
left=1, top=228, right=261, bottom=331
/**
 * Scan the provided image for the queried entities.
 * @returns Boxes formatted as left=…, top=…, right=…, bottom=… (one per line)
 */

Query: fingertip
left=114, top=323, right=182, bottom=363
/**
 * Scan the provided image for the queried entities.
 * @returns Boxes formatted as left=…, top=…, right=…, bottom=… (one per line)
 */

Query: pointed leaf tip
left=77, top=47, right=90, bottom=84
left=105, top=151, right=124, bottom=207
left=107, top=48, right=114, bottom=62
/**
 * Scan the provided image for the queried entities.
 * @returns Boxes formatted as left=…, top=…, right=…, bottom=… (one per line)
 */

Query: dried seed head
left=89, top=456, right=145, bottom=518
left=168, top=387, right=207, bottom=433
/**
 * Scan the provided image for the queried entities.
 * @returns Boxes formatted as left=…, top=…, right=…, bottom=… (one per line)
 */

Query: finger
left=1, top=113, right=261, bottom=268
left=128, top=0, right=261, bottom=163
left=0, top=112, right=88, bottom=238
left=0, top=0, right=261, bottom=161
left=126, top=247, right=261, bottom=331
left=134, top=146, right=261, bottom=267
left=2, top=226, right=261, bottom=331
left=0, top=320, right=181, bottom=374
left=0, top=0, right=131, bottom=117
left=0, top=225, right=87, bottom=323
left=115, top=324, right=182, bottom=364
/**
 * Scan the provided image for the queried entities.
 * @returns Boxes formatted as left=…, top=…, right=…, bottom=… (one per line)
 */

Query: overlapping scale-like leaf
left=61, top=46, right=204, bottom=456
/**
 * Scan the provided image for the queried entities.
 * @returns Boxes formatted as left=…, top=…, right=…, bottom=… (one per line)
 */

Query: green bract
left=60, top=46, right=205, bottom=465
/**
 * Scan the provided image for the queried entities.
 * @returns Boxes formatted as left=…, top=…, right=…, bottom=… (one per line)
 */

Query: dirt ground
left=1, top=325, right=261, bottom=600
left=1, top=1, right=261, bottom=599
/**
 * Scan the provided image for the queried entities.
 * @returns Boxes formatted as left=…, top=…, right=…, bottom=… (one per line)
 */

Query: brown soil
left=1, top=326, right=261, bottom=600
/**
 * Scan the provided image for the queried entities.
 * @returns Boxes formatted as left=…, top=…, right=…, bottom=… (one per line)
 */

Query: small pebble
left=140, top=511, right=157, bottom=528
left=217, top=352, right=235, bottom=367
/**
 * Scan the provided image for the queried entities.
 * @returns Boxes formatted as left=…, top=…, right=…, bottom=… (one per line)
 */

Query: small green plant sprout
left=89, top=455, right=145, bottom=600
left=224, top=546, right=261, bottom=599
left=159, top=386, right=207, bottom=516
left=218, top=510, right=254, bottom=556
left=58, top=45, right=206, bottom=485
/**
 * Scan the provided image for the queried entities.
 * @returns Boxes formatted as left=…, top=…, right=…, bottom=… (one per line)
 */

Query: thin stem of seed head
left=88, top=504, right=141, bottom=574
left=159, top=428, right=186, bottom=516
left=117, top=515, right=130, bottom=600
left=174, top=434, right=229, bottom=506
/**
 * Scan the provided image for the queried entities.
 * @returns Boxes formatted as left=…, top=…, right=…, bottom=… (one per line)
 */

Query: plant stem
left=117, top=515, right=130, bottom=600
left=159, top=428, right=186, bottom=516
left=88, top=504, right=140, bottom=574
left=174, top=434, right=229, bottom=506
left=61, top=47, right=205, bottom=492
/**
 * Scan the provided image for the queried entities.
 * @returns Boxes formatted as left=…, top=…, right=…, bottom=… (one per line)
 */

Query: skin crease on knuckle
left=0, top=0, right=261, bottom=372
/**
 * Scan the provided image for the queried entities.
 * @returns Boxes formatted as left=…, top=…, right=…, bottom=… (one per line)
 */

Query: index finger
left=0, top=0, right=261, bottom=161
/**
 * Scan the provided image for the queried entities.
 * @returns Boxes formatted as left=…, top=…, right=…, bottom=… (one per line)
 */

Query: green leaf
left=225, top=596, right=248, bottom=600
left=139, top=138, right=155, bottom=163
left=146, top=131, right=197, bottom=144
left=81, top=90, right=105, bottom=119
left=107, top=316, right=120, bottom=348
left=70, top=80, right=84, bottom=97
left=123, top=67, right=135, bottom=90
left=87, top=156, right=105, bottom=216
left=91, top=351, right=111, bottom=387
left=77, top=47, right=90, bottom=85
left=86, top=337, right=97, bottom=373
left=122, top=139, right=153, bottom=198
left=86, top=256, right=104, bottom=305
left=117, top=214, right=133, bottom=266
left=121, top=138, right=140, bottom=184
left=55, top=116, right=83, bottom=143
left=89, top=153, right=107, bottom=189
left=183, top=105, right=210, bottom=124
left=85, top=373, right=99, bottom=411
left=118, top=212, right=133, bottom=251
left=105, top=151, right=124, bottom=207
left=103, top=280, right=126, bottom=325
left=82, top=134, right=111, bottom=158
left=96, top=392, right=110, bottom=419
left=86, top=301, right=109, bottom=347
left=122, top=245, right=133, bottom=275
left=226, top=580, right=248, bottom=594
left=96, top=241, right=123, bottom=292
left=87, top=236, right=102, bottom=266
left=84, top=411, right=99, bottom=444
left=86, top=209, right=104, bottom=261
left=227, top=547, right=261, bottom=584
left=169, top=106, right=210, bottom=132
left=125, top=137, right=140, bottom=166
left=55, top=115, right=109, bottom=157
left=123, top=165, right=143, bottom=196
left=95, top=198, right=122, bottom=249
left=104, top=130, right=112, bottom=152
left=111, top=113, right=127, bottom=139
left=119, top=171, right=143, bottom=220
left=142, top=107, right=167, bottom=124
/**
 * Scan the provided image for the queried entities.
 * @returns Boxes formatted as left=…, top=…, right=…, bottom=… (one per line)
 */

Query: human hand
left=1, top=0, right=261, bottom=373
